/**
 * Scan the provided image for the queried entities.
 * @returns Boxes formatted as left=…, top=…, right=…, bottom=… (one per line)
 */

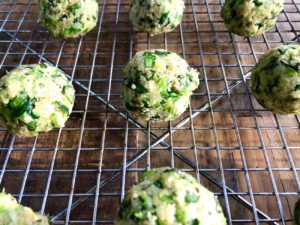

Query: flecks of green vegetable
left=8, top=93, right=27, bottom=109
left=50, top=113, right=59, bottom=127
left=192, top=218, right=200, bottom=225
left=0, top=105, right=12, bottom=122
left=163, top=168, right=178, bottom=173
left=175, top=207, right=186, bottom=224
left=281, top=60, right=300, bottom=72
left=40, top=63, right=47, bottom=68
left=133, top=211, right=147, bottom=221
left=27, top=121, right=37, bottom=131
left=253, top=0, right=263, bottom=7
left=156, top=218, right=164, bottom=225
left=68, top=3, right=81, bottom=14
left=295, top=84, right=300, bottom=91
left=261, top=55, right=278, bottom=71
left=139, top=195, right=150, bottom=209
left=63, top=85, right=74, bottom=103
left=140, top=170, right=156, bottom=181
left=144, top=52, right=156, bottom=68
left=160, top=194, right=174, bottom=202
left=31, top=110, right=40, bottom=119
left=55, top=102, right=69, bottom=115
left=154, top=50, right=171, bottom=57
left=185, top=192, right=199, bottom=203
left=159, top=12, right=169, bottom=25
left=66, top=27, right=82, bottom=35
left=134, top=84, right=148, bottom=94
left=12, top=99, right=32, bottom=118
left=153, top=179, right=163, bottom=188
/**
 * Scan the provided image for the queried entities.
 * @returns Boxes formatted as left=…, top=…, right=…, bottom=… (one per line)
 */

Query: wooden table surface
left=0, top=0, right=300, bottom=224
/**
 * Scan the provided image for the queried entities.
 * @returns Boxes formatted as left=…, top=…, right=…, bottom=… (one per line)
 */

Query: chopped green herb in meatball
left=0, top=63, right=75, bottom=136
left=130, top=0, right=185, bottom=35
left=39, top=0, right=99, bottom=38
left=122, top=49, right=199, bottom=121
left=251, top=45, right=300, bottom=114
left=116, top=167, right=227, bottom=225
left=221, top=0, right=283, bottom=36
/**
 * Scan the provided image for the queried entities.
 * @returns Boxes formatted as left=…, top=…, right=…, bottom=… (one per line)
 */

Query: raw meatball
left=221, top=0, right=283, bottom=36
left=122, top=49, right=199, bottom=121
left=39, top=0, right=99, bottom=38
left=0, top=63, right=75, bottom=136
left=0, top=192, right=49, bottom=225
left=129, top=0, right=185, bottom=35
left=251, top=45, right=300, bottom=114
left=116, top=167, right=227, bottom=225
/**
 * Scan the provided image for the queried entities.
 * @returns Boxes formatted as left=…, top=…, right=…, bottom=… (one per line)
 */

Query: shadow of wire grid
left=0, top=0, right=300, bottom=224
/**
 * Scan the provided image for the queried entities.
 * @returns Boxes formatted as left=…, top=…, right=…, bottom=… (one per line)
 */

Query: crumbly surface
left=251, top=45, right=300, bottom=114
left=0, top=63, right=75, bottom=136
left=129, top=0, right=185, bottom=35
left=122, top=49, right=199, bottom=121
left=0, top=192, right=49, bottom=225
left=39, top=0, right=99, bottom=38
left=221, top=0, right=283, bottom=36
left=116, top=167, right=227, bottom=225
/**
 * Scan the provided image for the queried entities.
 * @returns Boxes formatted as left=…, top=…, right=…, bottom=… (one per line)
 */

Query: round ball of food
left=39, top=0, right=99, bottom=38
left=116, top=167, right=227, bottom=225
left=0, top=192, right=49, bottom=225
left=221, top=0, right=283, bottom=36
left=251, top=45, right=300, bottom=114
left=0, top=63, right=75, bottom=136
left=122, top=49, right=199, bottom=121
left=129, top=0, right=185, bottom=35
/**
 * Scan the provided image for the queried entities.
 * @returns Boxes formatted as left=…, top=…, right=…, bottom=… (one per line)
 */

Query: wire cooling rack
left=1, top=0, right=300, bottom=224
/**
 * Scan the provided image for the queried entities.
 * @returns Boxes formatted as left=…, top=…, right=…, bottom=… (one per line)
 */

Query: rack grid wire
left=0, top=0, right=300, bottom=224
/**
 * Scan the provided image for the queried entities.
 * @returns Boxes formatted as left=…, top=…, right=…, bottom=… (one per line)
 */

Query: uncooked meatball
left=0, top=63, right=75, bottom=136
left=221, top=0, right=283, bottom=36
left=116, top=167, right=227, bottom=225
left=129, top=0, right=185, bottom=35
left=122, top=49, right=199, bottom=121
left=251, top=45, right=300, bottom=114
left=39, top=0, right=99, bottom=38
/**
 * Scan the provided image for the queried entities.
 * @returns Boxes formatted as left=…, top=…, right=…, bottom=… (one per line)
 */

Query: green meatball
left=251, top=45, right=300, bottom=114
left=221, top=0, right=283, bottom=36
left=122, top=49, right=199, bottom=121
left=0, top=192, right=49, bottom=225
left=39, top=0, right=99, bottom=38
left=0, top=63, right=75, bottom=136
left=129, top=0, right=185, bottom=35
left=116, top=167, right=227, bottom=225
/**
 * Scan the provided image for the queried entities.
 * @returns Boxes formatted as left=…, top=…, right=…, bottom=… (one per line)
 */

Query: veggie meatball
left=221, top=0, right=283, bottom=36
left=122, top=49, right=199, bottom=121
left=251, top=45, right=300, bottom=114
left=39, top=0, right=99, bottom=38
left=116, top=167, right=227, bottom=225
left=0, top=63, right=75, bottom=136
left=0, top=192, right=49, bottom=225
left=129, top=0, right=185, bottom=35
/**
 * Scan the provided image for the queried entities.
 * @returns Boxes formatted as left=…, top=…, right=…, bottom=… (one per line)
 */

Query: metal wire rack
left=0, top=0, right=300, bottom=224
